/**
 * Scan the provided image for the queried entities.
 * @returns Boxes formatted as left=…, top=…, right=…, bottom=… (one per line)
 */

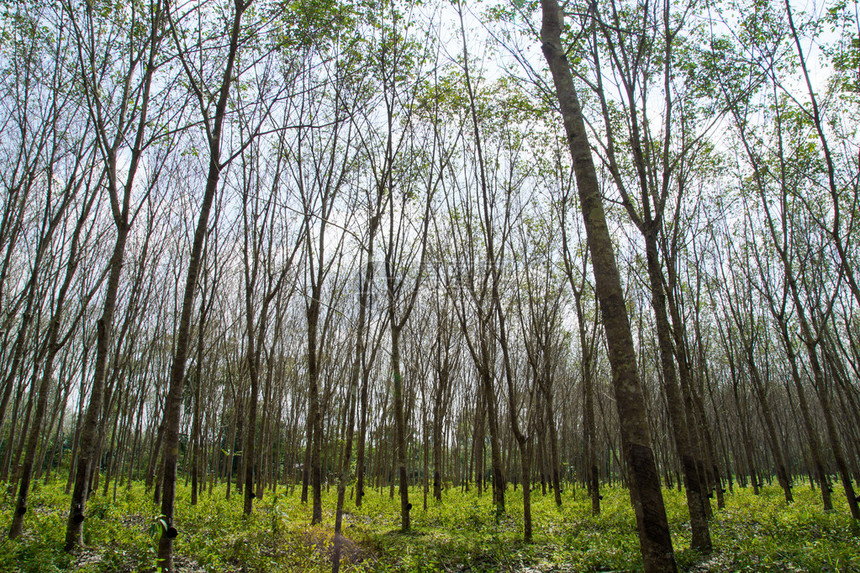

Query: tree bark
left=540, top=2, right=676, bottom=568
left=157, top=1, right=247, bottom=568
left=9, top=185, right=95, bottom=538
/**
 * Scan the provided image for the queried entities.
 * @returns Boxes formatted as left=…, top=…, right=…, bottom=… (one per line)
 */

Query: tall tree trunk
left=776, top=315, right=832, bottom=510
left=540, top=2, right=676, bottom=568
left=333, top=245, right=374, bottom=572
left=306, top=293, right=324, bottom=525
left=355, top=365, right=370, bottom=507
left=157, top=2, right=247, bottom=567
left=520, top=439, right=533, bottom=542
left=479, top=363, right=505, bottom=513
left=642, top=234, right=712, bottom=552
left=301, top=392, right=311, bottom=504
left=64, top=0, right=164, bottom=548
left=432, top=352, right=450, bottom=502
left=744, top=348, right=794, bottom=503
left=802, top=338, right=860, bottom=519
left=389, top=324, right=411, bottom=531
left=190, top=291, right=207, bottom=506
left=9, top=188, right=94, bottom=537
left=65, top=223, right=129, bottom=549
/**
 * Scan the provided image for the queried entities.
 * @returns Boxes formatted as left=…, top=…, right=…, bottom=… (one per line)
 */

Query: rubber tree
left=156, top=0, right=255, bottom=568
left=9, top=169, right=100, bottom=539
left=574, top=0, right=716, bottom=551
left=63, top=0, right=168, bottom=549
left=557, top=190, right=601, bottom=515
left=540, top=0, right=677, bottom=569
left=237, top=112, right=304, bottom=516
left=295, top=51, right=360, bottom=525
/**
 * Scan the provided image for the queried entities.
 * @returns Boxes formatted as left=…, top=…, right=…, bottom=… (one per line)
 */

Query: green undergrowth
left=0, top=479, right=857, bottom=572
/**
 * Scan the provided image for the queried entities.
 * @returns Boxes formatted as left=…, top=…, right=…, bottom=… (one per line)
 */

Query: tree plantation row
left=0, top=0, right=857, bottom=571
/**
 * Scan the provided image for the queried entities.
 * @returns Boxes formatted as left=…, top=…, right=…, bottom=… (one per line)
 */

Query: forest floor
left=0, top=479, right=857, bottom=572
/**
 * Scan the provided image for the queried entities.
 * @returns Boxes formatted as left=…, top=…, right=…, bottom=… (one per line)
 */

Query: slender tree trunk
left=432, top=361, right=448, bottom=502
left=641, top=233, right=711, bottom=552
left=580, top=321, right=600, bottom=516
left=157, top=3, right=247, bottom=566
left=540, top=3, right=676, bottom=568
left=9, top=205, right=88, bottom=537
left=65, top=223, right=129, bottom=550
left=471, top=387, right=484, bottom=495
left=64, top=0, right=164, bottom=547
left=301, top=393, right=311, bottom=504
left=480, top=365, right=505, bottom=513
left=521, top=439, right=533, bottom=542
left=389, top=325, right=411, bottom=531
left=778, top=317, right=832, bottom=509
left=306, top=292, right=324, bottom=524
left=355, top=366, right=369, bottom=507
left=546, top=389, right=562, bottom=507
left=333, top=245, right=375, bottom=572
left=65, top=348, right=89, bottom=496
left=190, top=292, right=207, bottom=506
left=157, top=159, right=221, bottom=568
left=805, top=343, right=860, bottom=519
left=745, top=350, right=793, bottom=502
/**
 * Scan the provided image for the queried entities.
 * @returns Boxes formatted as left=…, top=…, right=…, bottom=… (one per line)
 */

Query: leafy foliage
left=0, top=480, right=857, bottom=571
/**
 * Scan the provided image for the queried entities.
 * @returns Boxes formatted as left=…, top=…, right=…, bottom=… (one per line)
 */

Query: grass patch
left=0, top=479, right=856, bottom=571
